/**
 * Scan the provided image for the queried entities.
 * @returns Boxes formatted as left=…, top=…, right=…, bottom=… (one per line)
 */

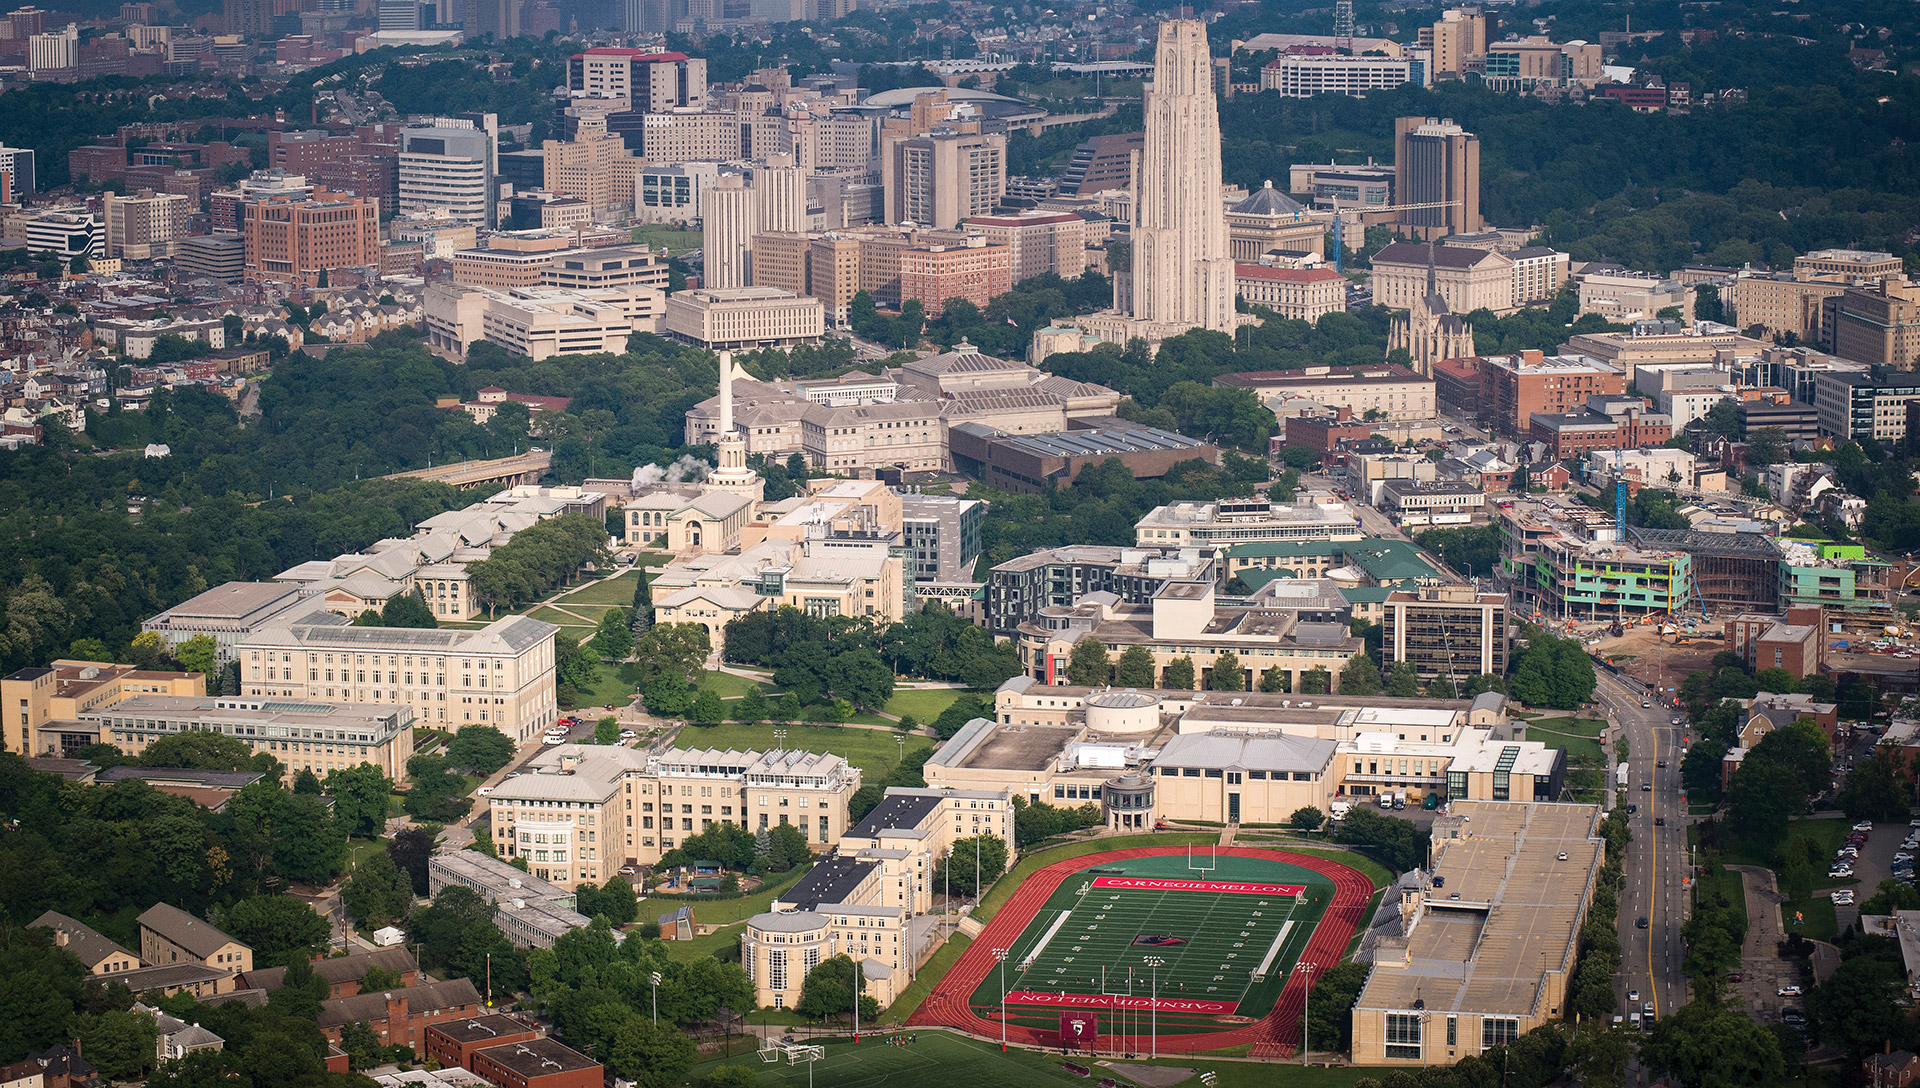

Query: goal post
left=1187, top=843, right=1216, bottom=874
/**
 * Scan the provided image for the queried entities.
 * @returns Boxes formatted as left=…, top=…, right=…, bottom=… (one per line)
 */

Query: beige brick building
left=663, top=286, right=825, bottom=350
left=963, top=211, right=1092, bottom=282
left=1731, top=274, right=1850, bottom=342
left=1, top=660, right=203, bottom=758
left=487, top=742, right=861, bottom=884
left=138, top=903, right=252, bottom=975
left=1232, top=264, right=1347, bottom=321
left=236, top=616, right=559, bottom=741
left=1372, top=242, right=1516, bottom=315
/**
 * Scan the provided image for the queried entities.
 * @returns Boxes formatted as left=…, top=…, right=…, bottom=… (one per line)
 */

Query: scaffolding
left=1626, top=528, right=1781, bottom=615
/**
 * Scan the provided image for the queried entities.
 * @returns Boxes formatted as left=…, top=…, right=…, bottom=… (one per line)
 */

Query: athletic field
left=915, top=846, right=1372, bottom=1057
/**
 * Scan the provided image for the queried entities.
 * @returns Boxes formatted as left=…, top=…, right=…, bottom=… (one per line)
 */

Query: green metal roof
left=1238, top=567, right=1298, bottom=590
left=1339, top=586, right=1396, bottom=604
left=1343, top=539, right=1444, bottom=583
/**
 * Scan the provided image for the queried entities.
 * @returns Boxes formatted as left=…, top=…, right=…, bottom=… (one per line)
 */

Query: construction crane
left=1326, top=200, right=1463, bottom=271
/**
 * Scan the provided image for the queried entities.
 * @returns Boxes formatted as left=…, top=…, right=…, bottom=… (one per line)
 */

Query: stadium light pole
left=993, top=947, right=1010, bottom=1051
left=1294, top=961, right=1317, bottom=1062
left=1142, top=956, right=1164, bottom=1060
left=650, top=971, right=662, bottom=1025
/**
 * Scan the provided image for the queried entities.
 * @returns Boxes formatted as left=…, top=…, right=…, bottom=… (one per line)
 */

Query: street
left=1595, top=668, right=1691, bottom=1022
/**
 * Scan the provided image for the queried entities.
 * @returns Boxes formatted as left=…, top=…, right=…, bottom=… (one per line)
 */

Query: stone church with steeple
left=1388, top=243, right=1476, bottom=376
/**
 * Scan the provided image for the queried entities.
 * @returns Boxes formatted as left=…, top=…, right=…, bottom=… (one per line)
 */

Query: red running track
left=909, top=846, right=1374, bottom=1056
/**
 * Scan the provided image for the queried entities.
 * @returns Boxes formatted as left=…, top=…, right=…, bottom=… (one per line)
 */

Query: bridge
left=384, top=451, right=552, bottom=490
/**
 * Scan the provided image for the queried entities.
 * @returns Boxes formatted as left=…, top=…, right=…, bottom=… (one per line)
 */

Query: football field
left=967, top=851, right=1333, bottom=1035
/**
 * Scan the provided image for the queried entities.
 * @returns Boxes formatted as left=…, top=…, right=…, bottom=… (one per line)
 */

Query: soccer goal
left=785, top=1045, right=825, bottom=1066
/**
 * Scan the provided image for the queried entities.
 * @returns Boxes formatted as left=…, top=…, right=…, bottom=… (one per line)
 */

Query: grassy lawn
left=703, top=670, right=772, bottom=700
left=575, top=662, right=640, bottom=708
left=347, top=837, right=391, bottom=870
left=1719, top=817, right=1851, bottom=869
left=675, top=721, right=931, bottom=779
left=631, top=224, right=702, bottom=252
left=526, top=605, right=597, bottom=629
left=560, top=571, right=642, bottom=607
left=881, top=688, right=963, bottom=722
left=1782, top=894, right=1837, bottom=941
left=1525, top=722, right=1604, bottom=763
left=637, top=863, right=816, bottom=928
left=1694, top=866, right=1747, bottom=929
left=696, top=1031, right=1375, bottom=1088
left=662, top=924, right=744, bottom=964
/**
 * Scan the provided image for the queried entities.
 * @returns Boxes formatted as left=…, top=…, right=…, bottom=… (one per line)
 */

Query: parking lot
left=1830, top=819, right=1920, bottom=930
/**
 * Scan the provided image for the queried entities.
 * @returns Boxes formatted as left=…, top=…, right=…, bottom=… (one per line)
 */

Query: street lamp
left=993, top=947, right=1010, bottom=1051
left=1293, top=961, right=1317, bottom=1061
left=772, top=727, right=787, bottom=751
left=650, top=971, right=662, bottom=1025
left=1142, top=956, right=1164, bottom=1059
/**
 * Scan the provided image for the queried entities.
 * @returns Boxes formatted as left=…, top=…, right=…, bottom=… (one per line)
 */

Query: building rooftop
left=29, top=911, right=135, bottom=968
left=318, top=978, right=482, bottom=1030
left=847, top=791, right=944, bottom=838
left=1355, top=801, right=1603, bottom=1016
left=98, top=765, right=265, bottom=790
left=778, top=855, right=879, bottom=911
left=1152, top=731, right=1337, bottom=773
left=425, top=1014, right=536, bottom=1047
left=474, top=1038, right=599, bottom=1077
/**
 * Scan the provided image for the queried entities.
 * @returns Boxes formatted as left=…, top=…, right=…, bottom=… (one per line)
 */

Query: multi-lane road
left=1595, top=668, right=1691, bottom=1021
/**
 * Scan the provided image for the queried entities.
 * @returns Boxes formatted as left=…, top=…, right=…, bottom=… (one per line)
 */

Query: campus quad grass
left=559, top=571, right=643, bottom=607
left=575, top=662, right=640, bottom=708
left=1719, top=817, right=1852, bottom=869
left=971, top=852, right=1334, bottom=1035
left=1781, top=894, right=1838, bottom=942
left=703, top=670, right=773, bottom=700
left=674, top=721, right=931, bottom=779
left=525, top=605, right=598, bottom=629
left=880, top=688, right=963, bottom=722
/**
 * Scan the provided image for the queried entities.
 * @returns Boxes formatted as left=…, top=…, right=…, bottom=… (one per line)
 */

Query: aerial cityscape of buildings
left=0, top=0, right=1916, bottom=1086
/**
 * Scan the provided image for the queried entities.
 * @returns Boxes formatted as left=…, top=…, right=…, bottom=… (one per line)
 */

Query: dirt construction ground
left=1589, top=625, right=1727, bottom=697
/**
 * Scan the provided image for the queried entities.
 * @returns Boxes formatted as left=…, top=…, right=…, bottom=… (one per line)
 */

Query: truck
left=1616, top=762, right=1630, bottom=789
left=1330, top=800, right=1352, bottom=822
left=1392, top=789, right=1407, bottom=810
left=1378, top=791, right=1394, bottom=809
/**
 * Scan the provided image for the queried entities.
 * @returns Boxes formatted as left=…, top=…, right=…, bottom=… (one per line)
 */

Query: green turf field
left=968, top=852, right=1332, bottom=1037
left=703, top=1032, right=1099, bottom=1088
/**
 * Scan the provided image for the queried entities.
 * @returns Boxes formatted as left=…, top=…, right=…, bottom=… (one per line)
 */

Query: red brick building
left=1723, top=605, right=1825, bottom=679
left=469, top=1039, right=602, bottom=1088
left=241, top=190, right=380, bottom=287
left=897, top=240, right=1011, bottom=316
left=1433, top=356, right=1482, bottom=413
left=1479, top=351, right=1629, bottom=437
left=316, top=978, right=484, bottom=1057
left=1282, top=415, right=1372, bottom=454
left=424, top=1014, right=541, bottom=1071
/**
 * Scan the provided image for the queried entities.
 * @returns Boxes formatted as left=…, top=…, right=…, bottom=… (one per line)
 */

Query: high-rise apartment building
left=1125, top=19, right=1236, bottom=332
left=964, top=211, right=1091, bottom=283
left=703, top=172, right=756, bottom=289
left=881, top=129, right=1005, bottom=230
left=566, top=48, right=706, bottom=110
left=542, top=115, right=641, bottom=216
left=241, top=189, right=379, bottom=287
left=1827, top=275, right=1920, bottom=367
left=1420, top=6, right=1487, bottom=79
left=399, top=116, right=497, bottom=225
left=27, top=23, right=75, bottom=69
left=103, top=188, right=189, bottom=259
left=1393, top=116, right=1480, bottom=240
left=754, top=152, right=807, bottom=234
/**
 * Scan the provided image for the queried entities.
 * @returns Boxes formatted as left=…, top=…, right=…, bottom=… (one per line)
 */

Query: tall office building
left=1125, top=19, right=1235, bottom=333
left=754, top=152, right=807, bottom=234
left=240, top=190, right=379, bottom=286
left=704, top=172, right=755, bottom=289
left=26, top=23, right=75, bottom=70
left=399, top=116, right=497, bottom=225
left=1420, top=6, right=1487, bottom=80
left=1393, top=116, right=1480, bottom=240
left=881, top=129, right=1006, bottom=230
left=102, top=189, right=189, bottom=259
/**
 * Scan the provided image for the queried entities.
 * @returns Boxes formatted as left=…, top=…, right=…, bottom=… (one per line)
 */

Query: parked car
left=1854, top=821, right=1875, bottom=832
left=1778, top=986, right=1803, bottom=997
